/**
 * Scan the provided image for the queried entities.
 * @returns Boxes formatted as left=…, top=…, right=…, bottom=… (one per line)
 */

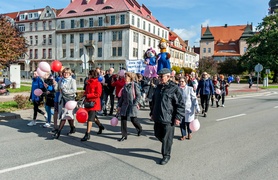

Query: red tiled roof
left=168, top=31, right=186, bottom=51
left=201, top=25, right=248, bottom=56
left=58, top=0, right=167, bottom=28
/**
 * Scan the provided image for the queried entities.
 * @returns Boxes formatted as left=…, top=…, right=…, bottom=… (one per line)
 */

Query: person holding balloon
left=218, top=74, right=229, bottom=107
left=117, top=72, right=142, bottom=142
left=53, top=68, right=77, bottom=139
left=178, top=77, right=200, bottom=140
left=27, top=71, right=47, bottom=126
left=80, top=69, right=103, bottom=141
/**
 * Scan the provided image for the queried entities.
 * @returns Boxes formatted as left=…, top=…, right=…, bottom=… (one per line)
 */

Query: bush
left=13, top=95, right=31, bottom=109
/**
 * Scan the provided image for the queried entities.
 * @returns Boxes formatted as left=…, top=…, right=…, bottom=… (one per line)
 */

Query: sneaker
left=27, top=120, right=36, bottom=126
left=43, top=123, right=51, bottom=128
left=222, top=104, right=225, bottom=107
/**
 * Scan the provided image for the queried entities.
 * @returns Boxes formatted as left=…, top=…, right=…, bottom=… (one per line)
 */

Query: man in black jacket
left=150, top=68, right=185, bottom=165
left=103, top=68, right=115, bottom=116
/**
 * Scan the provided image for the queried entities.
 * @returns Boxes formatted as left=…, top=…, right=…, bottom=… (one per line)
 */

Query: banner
left=125, top=59, right=146, bottom=73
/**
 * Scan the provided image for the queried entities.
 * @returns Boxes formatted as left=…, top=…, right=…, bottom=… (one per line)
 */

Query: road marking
left=0, top=151, right=86, bottom=174
left=274, top=106, right=278, bottom=109
left=216, top=114, right=246, bottom=122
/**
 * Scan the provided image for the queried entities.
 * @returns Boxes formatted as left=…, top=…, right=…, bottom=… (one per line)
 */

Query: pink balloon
left=37, top=67, right=46, bottom=78
left=38, top=62, right=51, bottom=72
left=189, top=119, right=200, bottom=132
left=216, top=89, right=221, bottom=95
left=110, top=117, right=118, bottom=126
left=65, top=101, right=77, bottom=110
left=34, top=88, right=43, bottom=96
left=118, top=69, right=126, bottom=77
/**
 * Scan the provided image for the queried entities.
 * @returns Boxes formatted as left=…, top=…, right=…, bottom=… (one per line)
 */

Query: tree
left=240, top=12, right=278, bottom=83
left=218, top=57, right=244, bottom=76
left=197, top=57, right=218, bottom=76
left=0, top=14, right=27, bottom=68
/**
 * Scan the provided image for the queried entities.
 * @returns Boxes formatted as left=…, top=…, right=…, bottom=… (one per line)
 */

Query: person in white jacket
left=179, top=77, right=200, bottom=140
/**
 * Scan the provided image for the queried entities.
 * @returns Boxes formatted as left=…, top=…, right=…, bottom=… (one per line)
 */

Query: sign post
left=254, top=63, right=263, bottom=91
left=25, top=59, right=30, bottom=79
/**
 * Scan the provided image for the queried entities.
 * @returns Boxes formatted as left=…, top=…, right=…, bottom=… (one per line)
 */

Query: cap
left=158, top=68, right=171, bottom=75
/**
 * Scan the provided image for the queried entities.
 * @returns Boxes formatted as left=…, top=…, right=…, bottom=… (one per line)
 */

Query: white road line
left=0, top=151, right=86, bottom=174
left=216, top=114, right=246, bottom=122
left=274, top=106, right=278, bottom=109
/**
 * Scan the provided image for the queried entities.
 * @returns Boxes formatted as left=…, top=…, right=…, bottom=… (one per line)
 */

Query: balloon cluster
left=36, top=60, right=62, bottom=78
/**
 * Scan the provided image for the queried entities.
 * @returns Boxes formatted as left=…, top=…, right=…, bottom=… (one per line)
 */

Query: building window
left=131, top=15, right=134, bottom=25
left=70, top=49, right=74, bottom=58
left=34, top=49, right=38, bottom=59
left=112, top=47, right=117, bottom=56
left=35, top=36, right=38, bottom=45
left=98, top=32, right=103, bottom=42
left=79, top=33, right=84, bottom=43
left=48, top=49, right=52, bottom=59
left=79, top=48, right=83, bottom=57
left=29, top=23, right=32, bottom=31
left=133, top=32, right=138, bottom=43
left=63, top=49, right=66, bottom=58
left=143, top=36, right=146, bottom=45
left=49, top=21, right=52, bottom=30
left=244, top=47, right=247, bottom=52
left=89, top=18, right=93, bottom=27
left=143, top=21, right=145, bottom=30
left=118, top=47, right=122, bottom=56
left=62, top=34, right=66, bottom=44
left=29, top=36, right=33, bottom=45
left=203, top=48, right=206, bottom=53
left=43, top=21, right=46, bottom=30
left=98, top=48, right=102, bottom=57
left=111, top=15, right=115, bottom=25
left=148, top=23, right=151, bottom=32
left=29, top=49, right=33, bottom=59
left=88, top=47, right=93, bottom=57
left=162, top=30, right=164, bottom=38
left=80, top=19, right=84, bottom=28
left=98, top=17, right=103, bottom=26
left=208, top=48, right=211, bottom=53
left=119, top=63, right=124, bottom=69
left=137, top=18, right=140, bottom=28
left=158, top=28, right=160, bottom=36
left=133, top=48, right=138, bottom=57
left=120, top=14, right=125, bottom=24
left=153, top=25, right=155, bottom=34
left=43, top=35, right=46, bottom=45
left=71, top=20, right=74, bottom=28
left=61, top=21, right=65, bottom=29
left=48, top=35, right=52, bottom=45
left=118, top=31, right=122, bottom=40
left=109, top=63, right=114, bottom=68
left=34, top=22, right=38, bottom=31
left=112, top=31, right=117, bottom=41
left=18, top=25, right=25, bottom=32
left=153, top=39, right=156, bottom=48
left=28, top=13, right=33, bottom=19
left=89, top=33, right=93, bottom=40
left=148, top=37, right=151, bottom=46
left=70, top=34, right=74, bottom=43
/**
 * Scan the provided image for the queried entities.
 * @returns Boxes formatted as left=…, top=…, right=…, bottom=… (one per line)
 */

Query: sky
left=0, top=0, right=270, bottom=46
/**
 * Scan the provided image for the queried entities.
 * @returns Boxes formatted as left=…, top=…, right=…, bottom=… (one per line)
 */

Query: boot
left=67, top=126, right=76, bottom=135
left=97, top=124, right=105, bottom=134
left=53, top=130, right=61, bottom=139
left=81, top=132, right=90, bottom=141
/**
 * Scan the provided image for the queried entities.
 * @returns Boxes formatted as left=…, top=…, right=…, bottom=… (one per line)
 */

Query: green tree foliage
left=0, top=15, right=27, bottom=68
left=218, top=58, right=243, bottom=75
left=197, top=57, right=218, bottom=75
left=240, top=13, right=278, bottom=83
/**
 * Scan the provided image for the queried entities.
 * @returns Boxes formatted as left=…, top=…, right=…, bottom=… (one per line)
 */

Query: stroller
left=0, top=78, right=11, bottom=96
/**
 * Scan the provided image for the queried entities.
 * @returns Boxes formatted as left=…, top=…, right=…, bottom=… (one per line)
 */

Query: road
left=0, top=89, right=278, bottom=179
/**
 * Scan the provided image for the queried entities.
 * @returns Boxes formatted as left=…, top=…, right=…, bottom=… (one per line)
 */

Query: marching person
left=196, top=72, right=214, bottom=117
left=179, top=77, right=200, bottom=140
left=81, top=69, right=103, bottom=141
left=27, top=71, right=47, bottom=126
left=117, top=72, right=142, bottom=142
left=150, top=68, right=185, bottom=165
left=53, top=68, right=77, bottom=139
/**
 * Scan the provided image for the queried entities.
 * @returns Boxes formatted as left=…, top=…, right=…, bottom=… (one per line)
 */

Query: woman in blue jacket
left=196, top=72, right=214, bottom=117
left=27, top=71, right=47, bottom=126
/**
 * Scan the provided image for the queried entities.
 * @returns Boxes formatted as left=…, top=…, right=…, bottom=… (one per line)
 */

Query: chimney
left=224, top=24, right=227, bottom=27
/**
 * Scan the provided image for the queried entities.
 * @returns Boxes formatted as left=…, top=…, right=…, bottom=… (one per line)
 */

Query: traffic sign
left=255, top=63, right=263, bottom=72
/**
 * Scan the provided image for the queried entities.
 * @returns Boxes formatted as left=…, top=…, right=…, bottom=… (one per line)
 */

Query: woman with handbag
left=117, top=72, right=142, bottom=142
left=81, top=69, right=103, bottom=141
left=53, top=68, right=77, bottom=139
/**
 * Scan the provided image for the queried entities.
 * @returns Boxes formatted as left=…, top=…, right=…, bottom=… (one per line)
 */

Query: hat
left=158, top=68, right=171, bottom=75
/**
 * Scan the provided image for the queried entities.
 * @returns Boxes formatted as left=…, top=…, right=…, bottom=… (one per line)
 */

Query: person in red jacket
left=81, top=69, right=103, bottom=141
left=111, top=69, right=126, bottom=99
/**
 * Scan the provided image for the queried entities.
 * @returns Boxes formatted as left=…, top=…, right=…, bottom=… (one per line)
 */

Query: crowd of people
left=27, top=65, right=234, bottom=165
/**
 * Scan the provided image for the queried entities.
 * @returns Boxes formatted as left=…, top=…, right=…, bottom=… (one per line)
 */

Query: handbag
left=84, top=101, right=95, bottom=108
